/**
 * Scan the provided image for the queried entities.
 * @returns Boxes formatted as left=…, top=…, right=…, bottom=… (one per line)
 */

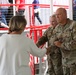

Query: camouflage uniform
left=53, top=19, right=76, bottom=75
left=36, top=26, right=63, bottom=75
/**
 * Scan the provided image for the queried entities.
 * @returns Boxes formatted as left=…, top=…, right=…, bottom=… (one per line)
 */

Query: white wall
left=50, top=0, right=73, bottom=19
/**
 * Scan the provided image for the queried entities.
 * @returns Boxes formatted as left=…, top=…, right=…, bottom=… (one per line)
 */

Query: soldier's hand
left=54, top=41, right=62, bottom=47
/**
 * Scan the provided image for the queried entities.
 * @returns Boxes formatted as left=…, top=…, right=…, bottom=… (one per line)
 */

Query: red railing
left=0, top=24, right=50, bottom=75
left=0, top=3, right=50, bottom=75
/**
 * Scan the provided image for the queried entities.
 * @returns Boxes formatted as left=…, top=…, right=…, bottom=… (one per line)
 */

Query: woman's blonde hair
left=9, top=16, right=27, bottom=32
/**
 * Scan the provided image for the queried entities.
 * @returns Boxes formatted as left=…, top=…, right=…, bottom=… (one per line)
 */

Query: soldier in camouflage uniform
left=36, top=15, right=63, bottom=75
left=53, top=8, right=76, bottom=75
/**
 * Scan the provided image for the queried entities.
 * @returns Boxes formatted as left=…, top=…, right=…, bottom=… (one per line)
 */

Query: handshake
left=36, top=43, right=51, bottom=55
left=36, top=38, right=63, bottom=55
left=46, top=46, right=51, bottom=55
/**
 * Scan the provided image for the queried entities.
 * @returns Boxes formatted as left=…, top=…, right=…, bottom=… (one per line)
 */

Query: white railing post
left=13, top=0, right=16, bottom=16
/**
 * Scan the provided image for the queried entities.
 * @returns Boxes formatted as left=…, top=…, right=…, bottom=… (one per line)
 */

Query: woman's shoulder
left=23, top=35, right=33, bottom=42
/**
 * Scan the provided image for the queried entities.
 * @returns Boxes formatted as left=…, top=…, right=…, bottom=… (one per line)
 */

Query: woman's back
left=0, top=33, right=46, bottom=75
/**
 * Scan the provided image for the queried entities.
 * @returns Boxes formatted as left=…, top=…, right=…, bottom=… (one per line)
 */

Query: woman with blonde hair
left=0, top=16, right=50, bottom=75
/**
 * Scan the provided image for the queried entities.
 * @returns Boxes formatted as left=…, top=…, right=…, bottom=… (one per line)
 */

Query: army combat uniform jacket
left=53, top=19, right=76, bottom=75
left=36, top=26, right=63, bottom=75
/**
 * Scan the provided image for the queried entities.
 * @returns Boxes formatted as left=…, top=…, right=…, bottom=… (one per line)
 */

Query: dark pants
left=34, top=12, right=42, bottom=24
left=0, top=8, right=8, bottom=25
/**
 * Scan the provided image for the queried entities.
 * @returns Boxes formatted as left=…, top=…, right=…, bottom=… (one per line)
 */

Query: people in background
left=32, top=0, right=42, bottom=24
left=36, top=15, right=63, bottom=75
left=15, top=0, right=25, bottom=16
left=0, top=0, right=10, bottom=25
left=53, top=8, right=76, bottom=75
left=0, top=16, right=50, bottom=75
